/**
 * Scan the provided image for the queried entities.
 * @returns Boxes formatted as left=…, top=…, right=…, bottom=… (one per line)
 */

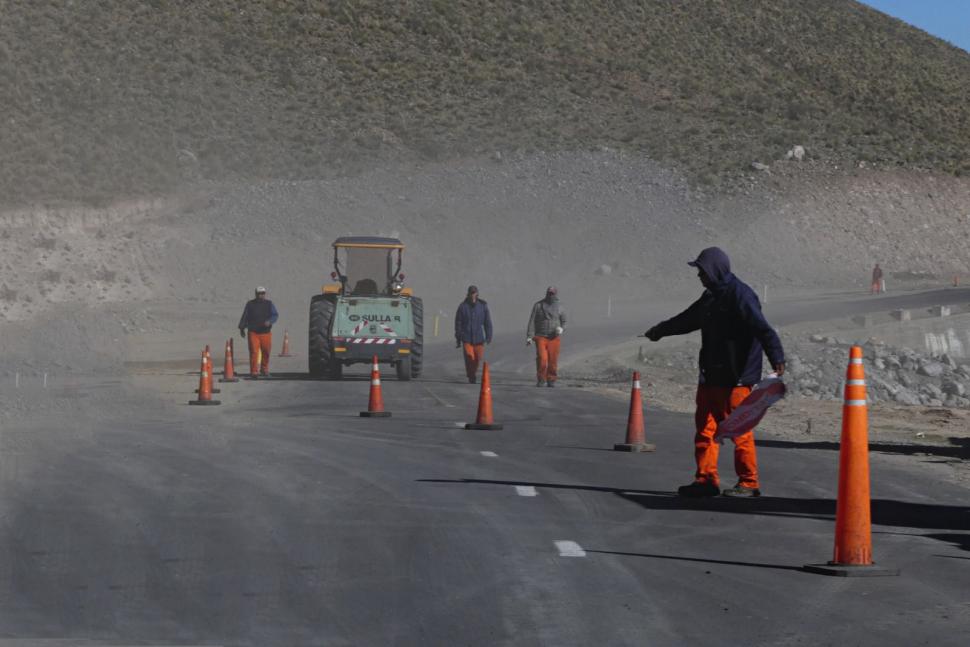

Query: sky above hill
left=859, top=0, right=970, bottom=52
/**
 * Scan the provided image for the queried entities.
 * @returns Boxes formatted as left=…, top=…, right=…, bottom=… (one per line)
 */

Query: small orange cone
left=804, top=346, right=898, bottom=577
left=466, top=362, right=503, bottom=430
left=198, top=344, right=221, bottom=393
left=220, top=338, right=239, bottom=383
left=278, top=330, right=293, bottom=357
left=614, top=371, right=656, bottom=452
left=189, top=348, right=221, bottom=406
left=360, top=355, right=391, bottom=417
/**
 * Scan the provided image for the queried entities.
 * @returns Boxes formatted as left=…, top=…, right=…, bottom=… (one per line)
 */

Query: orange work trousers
left=694, top=385, right=759, bottom=488
left=534, top=335, right=561, bottom=383
left=247, top=332, right=272, bottom=376
left=462, top=342, right=485, bottom=381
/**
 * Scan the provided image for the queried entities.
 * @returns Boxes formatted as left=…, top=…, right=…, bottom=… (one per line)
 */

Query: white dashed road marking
left=423, top=385, right=455, bottom=408
left=480, top=451, right=498, bottom=457
left=514, top=486, right=538, bottom=497
left=554, top=541, right=586, bottom=557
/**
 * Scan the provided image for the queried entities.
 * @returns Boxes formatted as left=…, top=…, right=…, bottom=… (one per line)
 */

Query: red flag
left=715, top=376, right=787, bottom=443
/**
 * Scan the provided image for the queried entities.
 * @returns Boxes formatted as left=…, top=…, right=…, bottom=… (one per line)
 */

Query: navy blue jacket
left=455, top=299, right=493, bottom=345
left=239, top=299, right=279, bottom=334
left=654, top=251, right=784, bottom=387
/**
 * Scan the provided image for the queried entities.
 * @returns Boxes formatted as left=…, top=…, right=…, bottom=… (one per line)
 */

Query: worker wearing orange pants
left=238, top=286, right=279, bottom=378
left=694, top=385, right=758, bottom=489
left=526, top=287, right=566, bottom=387
left=533, top=335, right=561, bottom=385
left=247, top=332, right=272, bottom=377
left=455, top=285, right=493, bottom=384
left=643, top=247, right=785, bottom=498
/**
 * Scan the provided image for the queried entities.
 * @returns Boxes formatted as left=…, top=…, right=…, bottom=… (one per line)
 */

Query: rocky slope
left=2, top=0, right=970, bottom=205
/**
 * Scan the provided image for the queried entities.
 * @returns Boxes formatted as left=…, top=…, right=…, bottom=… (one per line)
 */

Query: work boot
left=261, top=372, right=272, bottom=379
left=468, top=376, right=477, bottom=384
left=536, top=380, right=544, bottom=387
left=677, top=481, right=720, bottom=498
left=546, top=381, right=555, bottom=388
left=721, top=484, right=761, bottom=498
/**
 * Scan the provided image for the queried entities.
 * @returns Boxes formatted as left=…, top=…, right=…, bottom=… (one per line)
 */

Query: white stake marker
left=554, top=540, right=586, bottom=557
left=515, top=486, right=538, bottom=497
left=480, top=451, right=498, bottom=457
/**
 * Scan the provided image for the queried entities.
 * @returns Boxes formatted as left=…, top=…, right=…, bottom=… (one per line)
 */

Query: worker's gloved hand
left=526, top=337, right=533, bottom=346
left=644, top=326, right=661, bottom=342
left=772, top=362, right=786, bottom=377
left=555, top=326, right=564, bottom=336
left=239, top=328, right=247, bottom=339
left=486, top=339, right=491, bottom=345
left=455, top=340, right=461, bottom=349
left=264, top=320, right=272, bottom=327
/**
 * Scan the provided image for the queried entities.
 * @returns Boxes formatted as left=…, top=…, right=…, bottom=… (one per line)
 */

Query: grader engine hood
left=332, top=297, right=415, bottom=344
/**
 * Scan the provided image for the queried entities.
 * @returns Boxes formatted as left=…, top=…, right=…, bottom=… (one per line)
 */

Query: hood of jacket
left=690, top=247, right=734, bottom=292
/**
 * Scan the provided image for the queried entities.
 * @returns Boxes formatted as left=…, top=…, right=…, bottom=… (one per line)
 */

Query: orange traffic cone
left=614, top=371, right=656, bottom=452
left=465, top=362, right=503, bottom=430
left=198, top=344, right=221, bottom=393
left=804, top=346, right=898, bottom=576
left=220, top=338, right=239, bottom=383
left=189, top=348, right=221, bottom=406
left=360, top=355, right=391, bottom=417
left=278, top=330, right=293, bottom=357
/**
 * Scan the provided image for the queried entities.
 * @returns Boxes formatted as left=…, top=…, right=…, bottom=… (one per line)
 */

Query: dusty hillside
left=3, top=151, right=969, bottom=334
left=1, top=0, right=969, bottom=205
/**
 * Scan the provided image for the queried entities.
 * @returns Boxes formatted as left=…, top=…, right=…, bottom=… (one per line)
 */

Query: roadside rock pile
left=789, top=337, right=970, bottom=408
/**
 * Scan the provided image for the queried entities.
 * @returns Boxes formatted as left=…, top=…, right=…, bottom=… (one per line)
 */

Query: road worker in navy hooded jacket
left=644, top=247, right=785, bottom=498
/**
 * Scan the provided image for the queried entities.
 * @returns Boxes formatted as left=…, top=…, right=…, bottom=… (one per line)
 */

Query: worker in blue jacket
left=454, top=285, right=493, bottom=384
left=644, top=247, right=785, bottom=498
left=238, top=286, right=279, bottom=378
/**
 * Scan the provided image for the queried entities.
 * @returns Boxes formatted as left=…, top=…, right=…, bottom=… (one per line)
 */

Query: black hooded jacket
left=653, top=248, right=784, bottom=387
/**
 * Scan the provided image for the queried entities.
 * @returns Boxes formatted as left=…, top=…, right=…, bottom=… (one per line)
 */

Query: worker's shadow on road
left=756, top=437, right=970, bottom=460
left=417, top=478, right=970, bottom=538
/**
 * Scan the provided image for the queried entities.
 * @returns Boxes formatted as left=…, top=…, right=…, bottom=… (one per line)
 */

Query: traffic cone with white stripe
left=278, top=330, right=293, bottom=357
left=189, top=348, right=221, bottom=406
left=614, top=371, right=656, bottom=452
left=804, top=346, right=898, bottom=576
left=219, top=338, right=239, bottom=383
left=197, top=344, right=221, bottom=393
left=360, top=355, right=391, bottom=418
left=465, top=362, right=503, bottom=430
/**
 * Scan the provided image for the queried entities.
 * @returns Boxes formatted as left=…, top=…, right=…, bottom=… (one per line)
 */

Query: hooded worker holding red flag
left=643, top=247, right=785, bottom=498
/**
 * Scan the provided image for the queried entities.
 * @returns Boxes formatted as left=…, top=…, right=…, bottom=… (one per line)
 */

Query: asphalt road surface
left=1, top=288, right=969, bottom=646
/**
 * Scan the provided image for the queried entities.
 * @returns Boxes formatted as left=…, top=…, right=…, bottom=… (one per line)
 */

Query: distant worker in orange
left=238, top=286, right=279, bottom=379
left=527, top=286, right=566, bottom=387
left=643, top=247, right=785, bottom=498
left=454, top=285, right=493, bottom=384
left=870, top=263, right=884, bottom=294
